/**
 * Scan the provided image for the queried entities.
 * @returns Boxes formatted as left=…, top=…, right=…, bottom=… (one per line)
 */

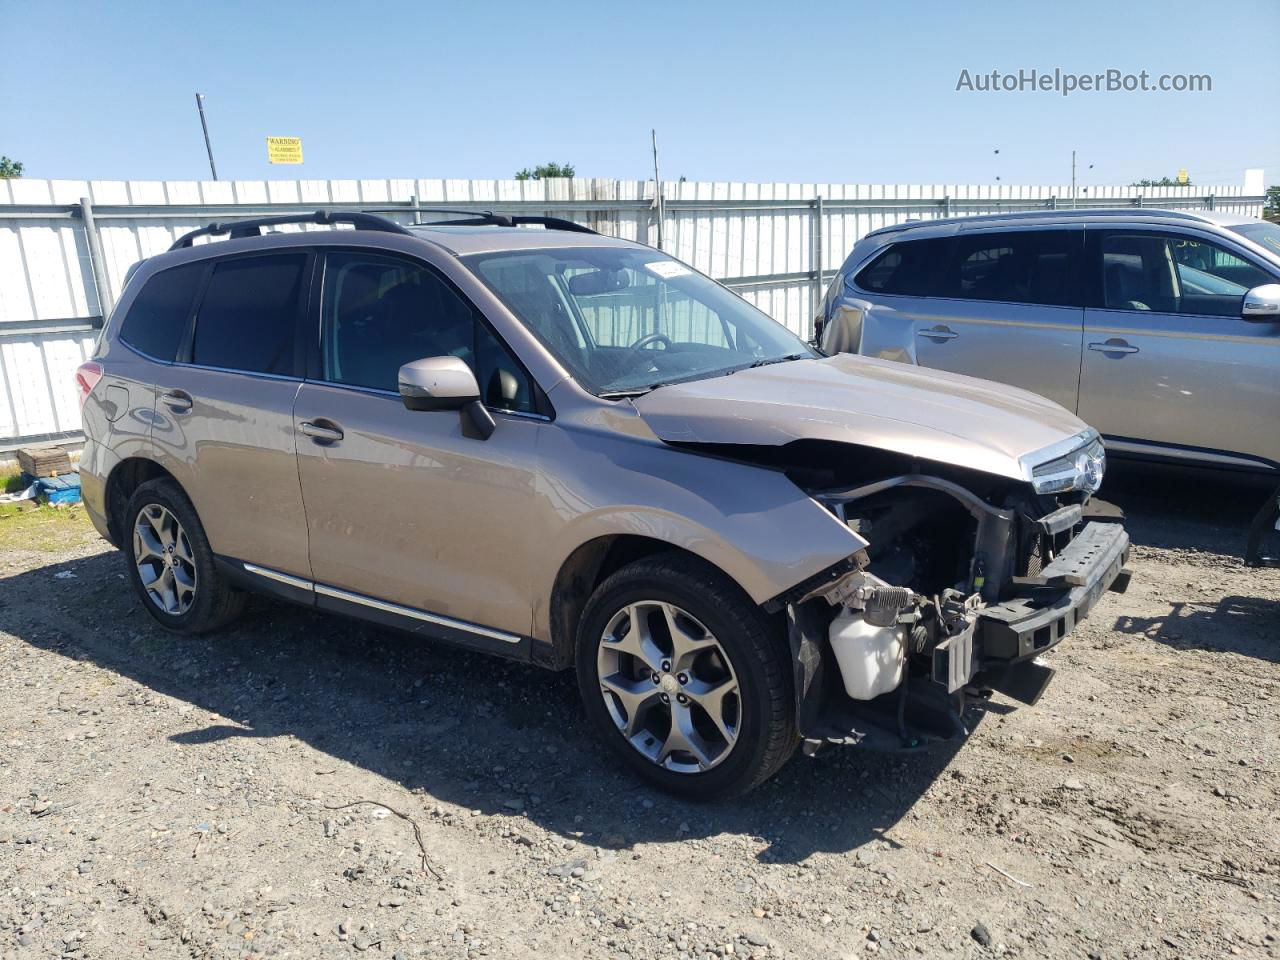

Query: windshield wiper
left=599, top=385, right=666, bottom=399
left=746, top=352, right=807, bottom=369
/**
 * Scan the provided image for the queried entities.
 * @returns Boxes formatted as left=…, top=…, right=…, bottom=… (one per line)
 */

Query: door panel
left=293, top=383, right=541, bottom=636
left=1079, top=229, right=1280, bottom=467
left=148, top=251, right=313, bottom=577
left=908, top=297, right=1084, bottom=410
left=1078, top=308, right=1280, bottom=466
left=151, top=367, right=310, bottom=575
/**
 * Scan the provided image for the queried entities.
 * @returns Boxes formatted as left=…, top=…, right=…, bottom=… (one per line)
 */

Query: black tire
left=575, top=551, right=798, bottom=799
left=123, top=478, right=245, bottom=633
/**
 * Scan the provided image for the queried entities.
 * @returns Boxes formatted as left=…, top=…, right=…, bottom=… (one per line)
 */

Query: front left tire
left=575, top=551, right=798, bottom=798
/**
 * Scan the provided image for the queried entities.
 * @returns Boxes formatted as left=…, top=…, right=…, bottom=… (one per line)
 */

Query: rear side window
left=118, top=263, right=204, bottom=361
left=936, top=231, right=1079, bottom=306
left=854, top=238, right=949, bottom=295
left=191, top=255, right=306, bottom=375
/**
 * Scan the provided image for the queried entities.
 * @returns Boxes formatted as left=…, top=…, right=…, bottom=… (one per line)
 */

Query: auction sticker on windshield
left=644, top=260, right=693, bottom=279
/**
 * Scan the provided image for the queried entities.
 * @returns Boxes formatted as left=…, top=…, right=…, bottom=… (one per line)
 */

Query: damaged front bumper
left=785, top=483, right=1131, bottom=754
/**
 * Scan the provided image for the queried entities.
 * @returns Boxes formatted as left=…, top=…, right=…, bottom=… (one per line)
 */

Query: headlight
left=1031, top=437, right=1106, bottom=495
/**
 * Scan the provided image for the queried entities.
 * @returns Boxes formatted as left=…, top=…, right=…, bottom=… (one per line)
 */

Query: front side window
left=118, top=262, right=204, bottom=361
left=191, top=254, right=306, bottom=375
left=1101, top=233, right=1274, bottom=317
left=466, top=248, right=814, bottom=397
left=936, top=231, right=1078, bottom=306
left=320, top=251, right=535, bottom=413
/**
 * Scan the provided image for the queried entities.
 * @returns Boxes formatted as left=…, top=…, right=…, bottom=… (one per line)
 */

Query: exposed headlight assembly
left=1031, top=437, right=1106, bottom=495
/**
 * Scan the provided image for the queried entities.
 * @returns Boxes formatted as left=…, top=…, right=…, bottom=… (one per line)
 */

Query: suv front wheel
left=576, top=552, right=798, bottom=798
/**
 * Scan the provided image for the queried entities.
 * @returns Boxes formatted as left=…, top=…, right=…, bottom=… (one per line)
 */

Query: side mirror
left=1243, top=283, right=1280, bottom=321
left=398, top=356, right=495, bottom=439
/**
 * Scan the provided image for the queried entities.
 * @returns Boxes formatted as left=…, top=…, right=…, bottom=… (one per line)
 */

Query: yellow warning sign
left=1176, top=168, right=1189, bottom=185
left=266, top=137, right=304, bottom=165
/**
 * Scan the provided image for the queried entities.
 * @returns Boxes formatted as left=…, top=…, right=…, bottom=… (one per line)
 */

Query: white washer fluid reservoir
left=828, top=608, right=905, bottom=700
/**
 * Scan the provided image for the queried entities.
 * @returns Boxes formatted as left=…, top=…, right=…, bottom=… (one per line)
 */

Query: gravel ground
left=1, top=463, right=1277, bottom=960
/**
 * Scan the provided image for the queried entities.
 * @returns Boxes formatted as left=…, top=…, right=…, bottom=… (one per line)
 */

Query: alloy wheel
left=597, top=600, right=741, bottom=773
left=133, top=503, right=198, bottom=616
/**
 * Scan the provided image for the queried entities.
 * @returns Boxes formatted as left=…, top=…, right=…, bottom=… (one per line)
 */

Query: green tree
left=0, top=156, right=24, bottom=179
left=1266, top=185, right=1279, bottom=213
left=1130, top=176, right=1192, bottom=187
left=514, top=162, right=575, bottom=180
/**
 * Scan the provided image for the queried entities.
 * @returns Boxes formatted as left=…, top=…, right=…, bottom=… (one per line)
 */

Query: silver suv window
left=320, top=251, right=536, bottom=413
left=1100, top=233, right=1274, bottom=317
left=118, top=262, right=204, bottom=362
left=191, top=254, right=307, bottom=375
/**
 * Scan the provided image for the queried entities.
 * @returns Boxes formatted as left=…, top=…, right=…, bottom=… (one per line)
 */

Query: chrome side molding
left=240, top=562, right=522, bottom=645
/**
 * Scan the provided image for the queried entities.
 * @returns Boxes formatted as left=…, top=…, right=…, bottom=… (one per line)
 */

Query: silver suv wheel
left=596, top=600, right=741, bottom=773
left=133, top=503, right=198, bottom=616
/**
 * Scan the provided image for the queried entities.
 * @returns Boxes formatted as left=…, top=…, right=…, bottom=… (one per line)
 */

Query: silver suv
left=78, top=210, right=1130, bottom=797
left=818, top=209, right=1280, bottom=474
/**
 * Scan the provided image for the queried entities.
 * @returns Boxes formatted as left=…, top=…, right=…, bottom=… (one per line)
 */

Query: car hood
left=632, top=354, right=1092, bottom=481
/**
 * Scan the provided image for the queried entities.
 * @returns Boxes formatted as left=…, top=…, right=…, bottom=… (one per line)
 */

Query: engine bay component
left=829, top=609, right=905, bottom=700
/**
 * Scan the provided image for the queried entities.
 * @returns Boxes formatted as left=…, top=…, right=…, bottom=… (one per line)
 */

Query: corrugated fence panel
left=0, top=174, right=1268, bottom=446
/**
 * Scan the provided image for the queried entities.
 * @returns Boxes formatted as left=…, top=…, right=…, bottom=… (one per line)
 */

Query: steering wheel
left=626, top=332, right=673, bottom=355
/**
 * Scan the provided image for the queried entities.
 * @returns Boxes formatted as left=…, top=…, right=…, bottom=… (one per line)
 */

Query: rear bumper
left=977, top=520, right=1131, bottom=663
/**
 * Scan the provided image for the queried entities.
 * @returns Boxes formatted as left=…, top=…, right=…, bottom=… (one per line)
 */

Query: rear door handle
left=159, top=388, right=193, bottom=413
left=917, top=325, right=958, bottom=342
left=1088, top=339, right=1140, bottom=355
left=298, top=419, right=344, bottom=444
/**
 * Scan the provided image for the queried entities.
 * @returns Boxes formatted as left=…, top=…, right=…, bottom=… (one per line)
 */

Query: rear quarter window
left=854, top=237, right=950, bottom=295
left=117, top=262, right=205, bottom=361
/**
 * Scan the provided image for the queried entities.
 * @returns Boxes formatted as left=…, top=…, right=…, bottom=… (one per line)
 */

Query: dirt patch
left=1, top=463, right=1277, bottom=959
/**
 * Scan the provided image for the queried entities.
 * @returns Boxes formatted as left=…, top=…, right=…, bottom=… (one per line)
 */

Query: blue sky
left=3, top=0, right=1277, bottom=187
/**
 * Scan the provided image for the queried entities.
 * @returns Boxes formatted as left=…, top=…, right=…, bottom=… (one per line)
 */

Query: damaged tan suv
left=78, top=210, right=1130, bottom=797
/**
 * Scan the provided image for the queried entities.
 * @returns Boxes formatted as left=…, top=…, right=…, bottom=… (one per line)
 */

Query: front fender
left=530, top=413, right=867, bottom=645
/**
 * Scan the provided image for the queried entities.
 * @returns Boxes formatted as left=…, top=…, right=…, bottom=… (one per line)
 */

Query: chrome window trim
left=240, top=562, right=523, bottom=645
left=301, top=378, right=551, bottom=420
left=173, top=361, right=303, bottom=383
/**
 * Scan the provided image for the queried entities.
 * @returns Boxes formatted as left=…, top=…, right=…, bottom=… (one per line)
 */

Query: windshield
left=465, top=247, right=815, bottom=396
left=1228, top=221, right=1280, bottom=262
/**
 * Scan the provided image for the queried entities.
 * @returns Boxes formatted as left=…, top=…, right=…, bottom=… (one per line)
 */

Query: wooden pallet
left=17, top=446, right=73, bottom=479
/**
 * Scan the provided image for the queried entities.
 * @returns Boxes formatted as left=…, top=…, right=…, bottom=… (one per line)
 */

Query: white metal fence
left=0, top=174, right=1267, bottom=450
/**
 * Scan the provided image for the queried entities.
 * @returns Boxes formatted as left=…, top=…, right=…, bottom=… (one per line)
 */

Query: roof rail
left=866, top=206, right=1222, bottom=239
left=169, top=210, right=412, bottom=251
left=416, top=209, right=597, bottom=235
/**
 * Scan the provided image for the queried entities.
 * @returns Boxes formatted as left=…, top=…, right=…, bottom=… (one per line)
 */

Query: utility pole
left=1071, top=149, right=1076, bottom=209
left=651, top=128, right=665, bottom=251
left=195, top=93, right=219, bottom=180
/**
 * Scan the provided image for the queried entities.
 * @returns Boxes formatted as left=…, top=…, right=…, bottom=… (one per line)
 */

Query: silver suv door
left=856, top=227, right=1085, bottom=411
left=150, top=251, right=314, bottom=579
left=1078, top=228, right=1280, bottom=470
left=292, top=249, right=543, bottom=647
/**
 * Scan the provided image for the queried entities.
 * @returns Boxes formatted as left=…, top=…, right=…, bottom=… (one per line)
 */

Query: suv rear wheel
left=123, top=478, right=244, bottom=633
left=576, top=552, right=797, bottom=798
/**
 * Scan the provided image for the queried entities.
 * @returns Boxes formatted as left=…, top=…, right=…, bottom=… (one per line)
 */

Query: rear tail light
left=75, top=361, right=104, bottom=409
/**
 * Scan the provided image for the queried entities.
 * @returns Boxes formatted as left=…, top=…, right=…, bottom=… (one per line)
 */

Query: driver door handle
left=918, top=325, right=958, bottom=342
left=1088, top=339, right=1140, bottom=355
left=299, top=419, right=344, bottom=443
